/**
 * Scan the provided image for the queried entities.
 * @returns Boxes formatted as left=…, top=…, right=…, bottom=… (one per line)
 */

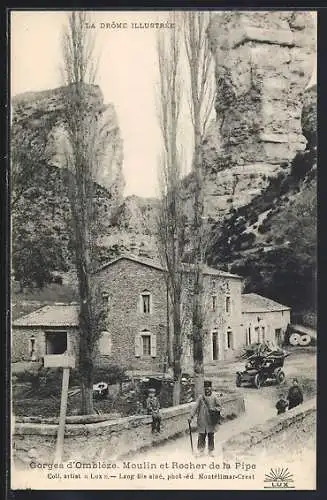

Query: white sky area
left=11, top=11, right=317, bottom=198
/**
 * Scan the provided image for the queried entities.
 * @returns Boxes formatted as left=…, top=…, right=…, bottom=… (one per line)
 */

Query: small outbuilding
left=12, top=303, right=79, bottom=363
left=241, top=293, right=291, bottom=347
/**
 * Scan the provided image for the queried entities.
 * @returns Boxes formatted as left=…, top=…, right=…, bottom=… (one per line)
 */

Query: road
left=130, top=387, right=275, bottom=461
left=129, top=347, right=316, bottom=461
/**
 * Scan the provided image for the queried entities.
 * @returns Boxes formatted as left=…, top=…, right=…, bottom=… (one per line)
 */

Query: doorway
left=212, top=331, right=219, bottom=361
left=45, top=331, right=67, bottom=354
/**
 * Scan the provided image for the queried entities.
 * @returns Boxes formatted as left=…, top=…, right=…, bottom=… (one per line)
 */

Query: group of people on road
left=275, top=377, right=304, bottom=415
left=146, top=377, right=304, bottom=457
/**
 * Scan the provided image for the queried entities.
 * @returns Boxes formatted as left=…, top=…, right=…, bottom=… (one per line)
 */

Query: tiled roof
left=242, top=293, right=290, bottom=313
left=96, top=254, right=242, bottom=280
left=12, top=304, right=79, bottom=327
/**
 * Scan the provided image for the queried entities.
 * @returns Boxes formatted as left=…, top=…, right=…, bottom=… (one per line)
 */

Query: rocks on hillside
left=12, top=84, right=125, bottom=206
left=197, top=11, right=316, bottom=220
left=98, top=195, right=160, bottom=260
left=302, top=84, right=317, bottom=148
left=207, top=11, right=316, bottom=165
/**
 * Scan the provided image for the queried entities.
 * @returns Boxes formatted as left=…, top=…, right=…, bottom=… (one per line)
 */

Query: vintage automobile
left=236, top=347, right=289, bottom=389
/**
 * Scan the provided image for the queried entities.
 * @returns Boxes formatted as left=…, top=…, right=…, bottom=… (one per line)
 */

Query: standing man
left=188, top=380, right=222, bottom=457
left=287, top=378, right=304, bottom=410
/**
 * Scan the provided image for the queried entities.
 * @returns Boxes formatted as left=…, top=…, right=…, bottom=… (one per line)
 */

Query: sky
left=11, top=11, right=317, bottom=198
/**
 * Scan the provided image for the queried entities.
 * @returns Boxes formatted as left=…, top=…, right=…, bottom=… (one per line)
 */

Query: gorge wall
left=199, top=11, right=316, bottom=220
left=12, top=84, right=125, bottom=203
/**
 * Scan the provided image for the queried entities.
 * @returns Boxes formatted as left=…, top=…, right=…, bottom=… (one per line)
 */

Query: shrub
left=258, top=225, right=267, bottom=234
left=14, top=364, right=127, bottom=398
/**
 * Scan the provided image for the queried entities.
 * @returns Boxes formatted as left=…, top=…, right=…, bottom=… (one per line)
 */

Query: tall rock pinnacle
left=207, top=11, right=316, bottom=166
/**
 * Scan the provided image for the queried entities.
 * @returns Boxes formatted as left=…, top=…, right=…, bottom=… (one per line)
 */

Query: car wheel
left=254, top=374, right=261, bottom=389
left=276, top=370, right=285, bottom=384
left=236, top=374, right=242, bottom=387
left=298, top=334, right=311, bottom=346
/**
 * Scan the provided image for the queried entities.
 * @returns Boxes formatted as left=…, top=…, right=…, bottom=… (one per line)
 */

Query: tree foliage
left=61, top=11, right=112, bottom=414
left=182, top=11, right=215, bottom=397
left=156, top=13, right=186, bottom=405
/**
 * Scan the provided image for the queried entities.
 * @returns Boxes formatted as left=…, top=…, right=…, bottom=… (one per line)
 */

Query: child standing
left=275, top=392, right=288, bottom=415
left=146, top=388, right=161, bottom=433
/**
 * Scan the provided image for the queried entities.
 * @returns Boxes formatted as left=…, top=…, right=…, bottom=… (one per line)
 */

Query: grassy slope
left=11, top=282, right=77, bottom=320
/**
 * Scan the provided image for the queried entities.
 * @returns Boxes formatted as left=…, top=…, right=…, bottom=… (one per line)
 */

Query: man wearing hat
left=188, top=380, right=222, bottom=456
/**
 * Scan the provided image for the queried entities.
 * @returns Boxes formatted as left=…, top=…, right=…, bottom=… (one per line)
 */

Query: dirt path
left=128, top=386, right=275, bottom=461
left=129, top=348, right=316, bottom=462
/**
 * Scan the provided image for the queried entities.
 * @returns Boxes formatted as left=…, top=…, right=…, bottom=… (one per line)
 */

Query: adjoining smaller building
left=11, top=302, right=114, bottom=366
left=241, top=293, right=291, bottom=347
left=11, top=304, right=79, bottom=363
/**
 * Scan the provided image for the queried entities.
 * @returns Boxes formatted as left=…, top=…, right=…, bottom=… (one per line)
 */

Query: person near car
left=188, top=380, right=222, bottom=457
left=275, top=392, right=289, bottom=415
left=287, top=378, right=304, bottom=410
left=146, top=388, right=161, bottom=433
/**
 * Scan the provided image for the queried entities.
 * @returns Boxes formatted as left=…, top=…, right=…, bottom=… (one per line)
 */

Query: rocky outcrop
left=198, top=11, right=316, bottom=221
left=206, top=81, right=317, bottom=315
left=302, top=84, right=317, bottom=148
left=99, top=195, right=160, bottom=260
left=207, top=11, right=316, bottom=166
left=12, top=84, right=124, bottom=205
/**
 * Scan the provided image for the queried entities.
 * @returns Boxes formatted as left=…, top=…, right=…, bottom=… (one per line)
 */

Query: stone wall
left=11, top=326, right=80, bottom=363
left=242, top=309, right=291, bottom=346
left=222, top=398, right=316, bottom=461
left=96, top=258, right=168, bottom=372
left=13, top=394, right=245, bottom=467
left=96, top=257, right=244, bottom=372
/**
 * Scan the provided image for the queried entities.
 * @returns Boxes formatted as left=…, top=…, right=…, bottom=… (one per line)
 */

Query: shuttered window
left=135, top=331, right=157, bottom=358
left=142, top=335, right=151, bottom=356
left=98, top=331, right=112, bottom=355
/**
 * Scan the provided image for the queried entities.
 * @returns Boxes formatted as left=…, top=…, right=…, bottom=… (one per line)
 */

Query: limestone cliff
left=98, top=195, right=160, bottom=260
left=206, top=83, right=317, bottom=318
left=11, top=85, right=125, bottom=287
left=197, top=11, right=316, bottom=220
left=12, top=84, right=124, bottom=204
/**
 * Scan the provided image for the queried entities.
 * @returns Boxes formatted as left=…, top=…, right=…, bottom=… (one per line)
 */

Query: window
left=212, top=295, right=217, bottom=312
left=225, top=296, right=231, bottom=313
left=212, top=331, right=219, bottom=360
left=45, top=331, right=67, bottom=355
left=227, top=329, right=233, bottom=349
left=142, top=335, right=151, bottom=356
left=246, top=327, right=251, bottom=346
left=275, top=328, right=282, bottom=345
left=141, top=291, right=151, bottom=314
left=261, top=326, right=266, bottom=341
left=29, top=335, right=37, bottom=360
left=135, top=330, right=157, bottom=358
left=254, top=326, right=260, bottom=343
left=212, top=280, right=216, bottom=289
left=98, top=331, right=112, bottom=355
